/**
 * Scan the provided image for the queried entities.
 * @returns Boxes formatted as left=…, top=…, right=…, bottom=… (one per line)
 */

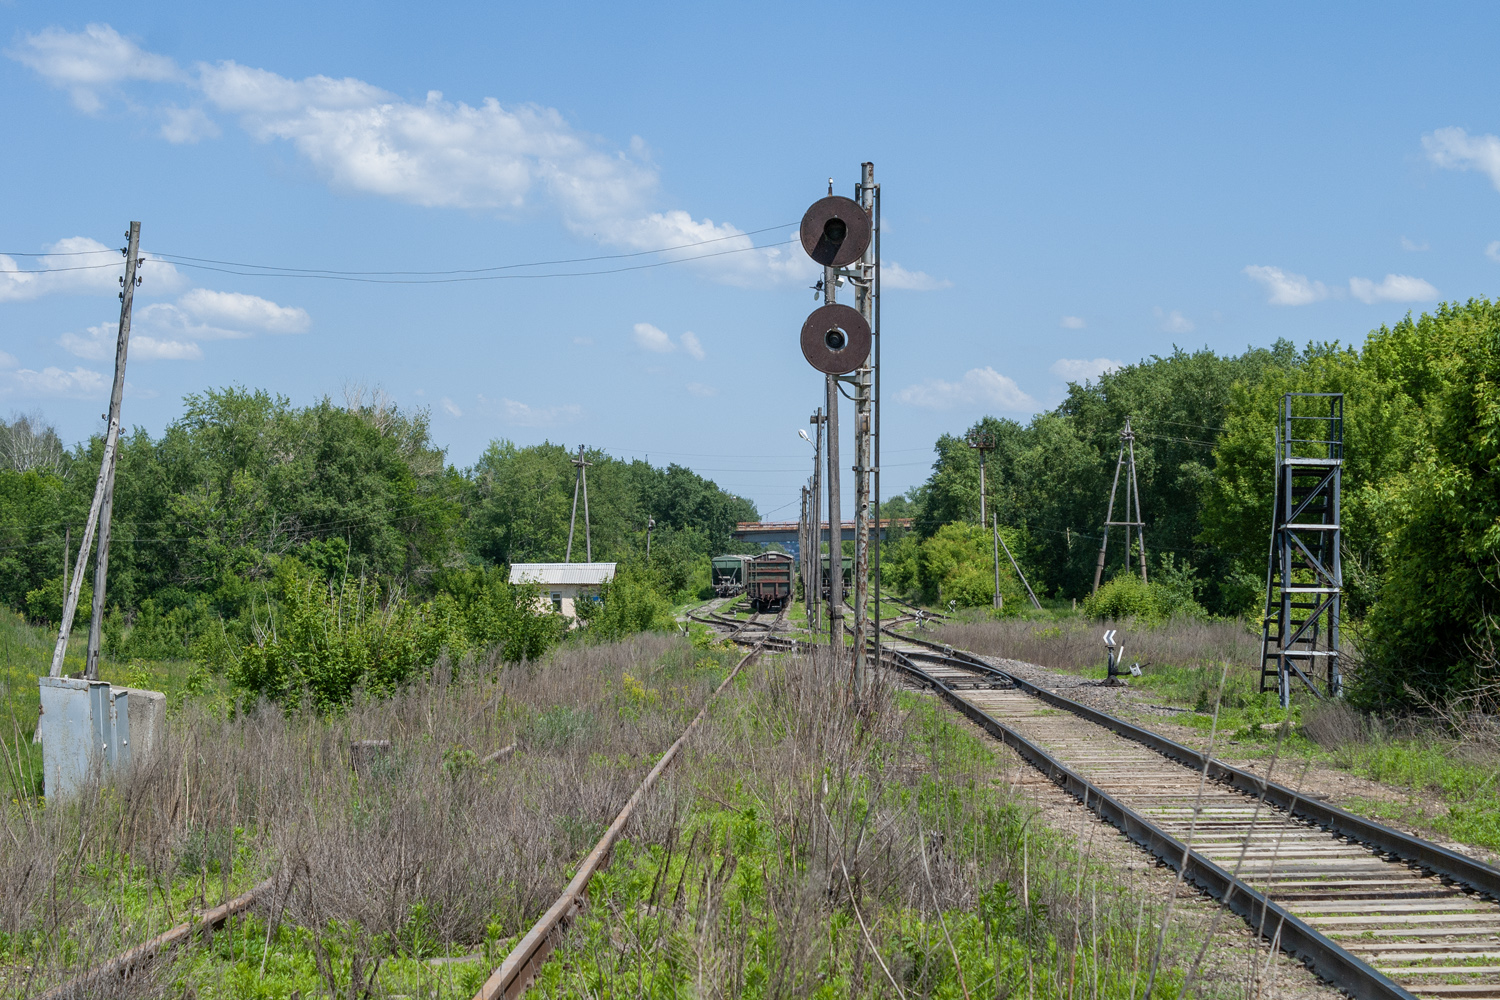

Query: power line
left=148, top=223, right=797, bottom=277
left=156, top=239, right=798, bottom=284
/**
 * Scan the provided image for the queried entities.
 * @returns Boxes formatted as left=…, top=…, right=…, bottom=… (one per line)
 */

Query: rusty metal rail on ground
left=36, top=876, right=278, bottom=999
left=879, top=630, right=1500, bottom=1000
left=472, top=638, right=769, bottom=1000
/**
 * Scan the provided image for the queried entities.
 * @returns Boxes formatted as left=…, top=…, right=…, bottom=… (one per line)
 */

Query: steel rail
left=885, top=628, right=1500, bottom=903
left=472, top=638, right=768, bottom=1000
left=878, top=645, right=1421, bottom=1000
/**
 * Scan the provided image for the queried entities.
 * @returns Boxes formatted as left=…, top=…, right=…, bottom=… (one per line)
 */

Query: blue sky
left=3, top=3, right=1500, bottom=520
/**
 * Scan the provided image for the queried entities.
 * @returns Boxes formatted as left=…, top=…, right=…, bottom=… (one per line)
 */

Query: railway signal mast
left=797, top=165, right=878, bottom=698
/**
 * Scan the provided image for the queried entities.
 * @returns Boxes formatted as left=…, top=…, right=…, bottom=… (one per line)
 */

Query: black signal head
left=800, top=303, right=872, bottom=375
left=800, top=195, right=871, bottom=268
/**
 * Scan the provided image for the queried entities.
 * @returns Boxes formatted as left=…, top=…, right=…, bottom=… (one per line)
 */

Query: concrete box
left=38, top=677, right=165, bottom=800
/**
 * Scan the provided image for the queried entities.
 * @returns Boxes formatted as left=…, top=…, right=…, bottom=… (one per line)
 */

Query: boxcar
left=746, top=551, right=794, bottom=612
left=711, top=554, right=751, bottom=597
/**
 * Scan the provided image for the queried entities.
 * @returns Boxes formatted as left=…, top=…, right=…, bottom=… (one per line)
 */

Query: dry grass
left=537, top=647, right=1228, bottom=999
left=933, top=616, right=1260, bottom=675
left=0, top=634, right=733, bottom=997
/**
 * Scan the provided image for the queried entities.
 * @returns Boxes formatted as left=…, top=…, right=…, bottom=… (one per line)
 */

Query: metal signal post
left=796, top=165, right=877, bottom=698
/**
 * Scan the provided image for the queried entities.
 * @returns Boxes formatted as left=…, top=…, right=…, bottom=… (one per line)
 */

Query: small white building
left=508, top=562, right=617, bottom=619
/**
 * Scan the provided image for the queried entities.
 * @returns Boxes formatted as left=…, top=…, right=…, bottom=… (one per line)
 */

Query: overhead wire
left=147, top=223, right=797, bottom=277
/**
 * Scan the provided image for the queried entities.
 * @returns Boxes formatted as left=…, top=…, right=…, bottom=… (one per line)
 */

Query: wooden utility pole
left=565, top=445, right=593, bottom=562
left=45, top=223, right=139, bottom=685
left=85, top=222, right=142, bottom=680
left=968, top=428, right=997, bottom=609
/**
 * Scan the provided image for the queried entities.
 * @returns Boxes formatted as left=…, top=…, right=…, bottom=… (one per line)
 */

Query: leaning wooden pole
left=46, top=222, right=139, bottom=683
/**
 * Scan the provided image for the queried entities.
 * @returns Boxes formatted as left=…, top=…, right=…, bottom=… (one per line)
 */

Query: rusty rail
left=36, top=876, right=276, bottom=999
left=472, top=640, right=767, bottom=1000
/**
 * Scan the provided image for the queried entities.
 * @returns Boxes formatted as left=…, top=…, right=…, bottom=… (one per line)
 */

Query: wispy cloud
left=1154, top=307, right=1194, bottom=334
left=897, top=367, right=1036, bottom=411
left=0, top=237, right=186, bottom=302
left=0, top=366, right=110, bottom=398
left=501, top=397, right=581, bottom=427
left=8, top=25, right=952, bottom=291
left=686, top=382, right=716, bottom=397
left=8, top=23, right=179, bottom=111
left=881, top=261, right=952, bottom=291
left=1401, top=236, right=1430, bottom=252
left=1060, top=316, right=1086, bottom=329
left=632, top=322, right=704, bottom=359
left=440, top=397, right=462, bottom=417
left=1423, top=126, right=1500, bottom=190
left=57, top=288, right=310, bottom=361
left=1050, top=358, right=1121, bottom=384
left=1243, top=265, right=1330, bottom=306
left=59, top=323, right=202, bottom=361
left=1349, top=274, right=1438, bottom=304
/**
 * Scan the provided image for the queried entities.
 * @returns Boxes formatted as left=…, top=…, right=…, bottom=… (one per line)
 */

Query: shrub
left=1082, top=573, right=1204, bottom=623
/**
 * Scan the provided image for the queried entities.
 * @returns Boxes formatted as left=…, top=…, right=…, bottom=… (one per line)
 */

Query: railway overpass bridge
left=731, top=519, right=912, bottom=559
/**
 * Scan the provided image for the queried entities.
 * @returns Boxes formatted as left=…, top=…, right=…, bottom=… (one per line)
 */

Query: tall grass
left=539, top=648, right=1234, bottom=999
left=0, top=634, right=737, bottom=997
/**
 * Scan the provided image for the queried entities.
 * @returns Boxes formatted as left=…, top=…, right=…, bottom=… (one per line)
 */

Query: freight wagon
left=819, top=554, right=853, bottom=600
left=711, top=554, right=752, bottom=597
left=746, top=551, right=794, bottom=612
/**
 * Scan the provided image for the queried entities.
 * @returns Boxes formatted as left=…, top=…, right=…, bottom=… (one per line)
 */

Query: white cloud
left=1060, top=316, right=1086, bottom=329
left=0, top=237, right=185, bottom=302
left=10, top=23, right=179, bottom=111
left=632, top=322, right=705, bottom=357
left=59, top=322, right=202, bottom=361
left=1243, top=264, right=1330, bottom=306
left=686, top=382, right=716, bottom=397
left=897, top=367, right=1036, bottom=411
left=1488, top=241, right=1500, bottom=263
left=1050, top=358, right=1122, bottom=384
left=881, top=261, right=952, bottom=291
left=0, top=351, right=16, bottom=369
left=56, top=289, right=309, bottom=361
left=1, top=366, right=109, bottom=398
left=178, top=288, right=310, bottom=333
left=501, top=397, right=581, bottom=427
left=1423, top=126, right=1500, bottom=190
left=572, top=336, right=594, bottom=345
left=9, top=27, right=811, bottom=288
left=633, top=322, right=675, bottom=353
left=1154, top=307, right=1195, bottom=334
left=1349, top=274, right=1439, bottom=304
left=1401, top=236, right=1430, bottom=252
left=440, top=397, right=462, bottom=417
left=160, top=105, right=220, bottom=143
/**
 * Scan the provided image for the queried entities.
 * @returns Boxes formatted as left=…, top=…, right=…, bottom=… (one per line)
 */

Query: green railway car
left=711, top=554, right=751, bottom=596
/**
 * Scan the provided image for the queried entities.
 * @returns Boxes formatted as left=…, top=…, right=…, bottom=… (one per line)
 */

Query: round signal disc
left=801, top=303, right=872, bottom=374
left=800, top=196, right=872, bottom=267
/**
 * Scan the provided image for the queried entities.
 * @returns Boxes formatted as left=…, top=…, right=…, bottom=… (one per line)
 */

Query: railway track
left=879, top=630, right=1500, bottom=1000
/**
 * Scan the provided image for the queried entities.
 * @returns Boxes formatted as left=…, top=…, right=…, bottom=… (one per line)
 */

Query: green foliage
left=230, top=568, right=459, bottom=711
left=23, top=574, right=91, bottom=626
left=915, top=522, right=1018, bottom=608
left=1081, top=573, right=1204, bottom=623
left=574, top=565, right=676, bottom=641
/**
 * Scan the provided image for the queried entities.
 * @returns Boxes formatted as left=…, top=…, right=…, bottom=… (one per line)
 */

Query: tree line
left=0, top=386, right=756, bottom=705
left=892, top=298, right=1500, bottom=709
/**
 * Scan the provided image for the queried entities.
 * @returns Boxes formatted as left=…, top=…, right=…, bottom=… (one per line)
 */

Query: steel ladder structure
left=1260, top=392, right=1344, bottom=707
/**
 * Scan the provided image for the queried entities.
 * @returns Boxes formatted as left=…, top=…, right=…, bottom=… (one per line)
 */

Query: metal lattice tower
left=1260, top=393, right=1343, bottom=707
left=1092, top=417, right=1148, bottom=593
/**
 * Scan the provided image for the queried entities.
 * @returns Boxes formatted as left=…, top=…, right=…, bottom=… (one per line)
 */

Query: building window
left=551, top=592, right=563, bottom=612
